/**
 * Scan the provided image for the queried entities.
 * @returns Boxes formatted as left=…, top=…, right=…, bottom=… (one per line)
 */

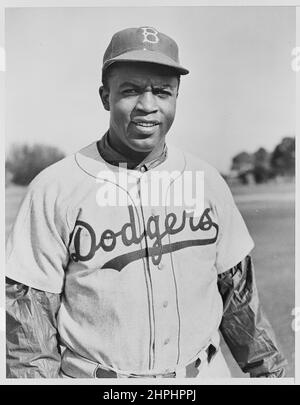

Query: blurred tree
left=270, top=137, right=295, bottom=177
left=253, top=147, right=271, bottom=183
left=5, top=162, right=13, bottom=187
left=6, top=143, right=65, bottom=186
left=231, top=151, right=254, bottom=185
left=231, top=151, right=253, bottom=172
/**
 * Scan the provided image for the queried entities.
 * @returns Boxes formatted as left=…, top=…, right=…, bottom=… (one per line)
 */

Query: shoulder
left=28, top=153, right=79, bottom=195
left=28, top=141, right=104, bottom=195
left=169, top=145, right=231, bottom=202
left=168, top=144, right=222, bottom=175
left=182, top=149, right=222, bottom=176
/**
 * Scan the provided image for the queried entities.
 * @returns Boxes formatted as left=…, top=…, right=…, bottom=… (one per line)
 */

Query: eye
left=154, top=88, right=172, bottom=97
left=122, top=88, right=138, bottom=96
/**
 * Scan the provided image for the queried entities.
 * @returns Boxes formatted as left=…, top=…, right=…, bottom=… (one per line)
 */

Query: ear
left=176, top=78, right=180, bottom=98
left=99, top=86, right=110, bottom=111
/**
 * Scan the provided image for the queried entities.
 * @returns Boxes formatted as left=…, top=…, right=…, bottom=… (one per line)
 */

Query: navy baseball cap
left=102, top=26, right=189, bottom=76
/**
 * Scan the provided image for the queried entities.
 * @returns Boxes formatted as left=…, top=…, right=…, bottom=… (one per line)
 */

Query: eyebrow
left=119, top=82, right=141, bottom=88
left=119, top=82, right=176, bottom=89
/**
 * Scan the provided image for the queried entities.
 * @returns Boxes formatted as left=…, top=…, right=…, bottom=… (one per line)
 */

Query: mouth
left=131, top=120, right=160, bottom=128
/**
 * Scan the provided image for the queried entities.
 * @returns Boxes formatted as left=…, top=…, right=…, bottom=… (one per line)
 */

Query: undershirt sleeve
left=6, top=278, right=62, bottom=378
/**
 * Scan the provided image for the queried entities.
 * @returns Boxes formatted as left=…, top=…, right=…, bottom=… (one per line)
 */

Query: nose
left=135, top=91, right=158, bottom=113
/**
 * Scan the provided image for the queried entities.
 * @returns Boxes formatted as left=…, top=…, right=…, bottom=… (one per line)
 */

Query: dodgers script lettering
left=70, top=206, right=219, bottom=271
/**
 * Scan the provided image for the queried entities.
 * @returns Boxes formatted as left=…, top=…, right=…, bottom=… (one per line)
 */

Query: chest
left=68, top=176, right=219, bottom=273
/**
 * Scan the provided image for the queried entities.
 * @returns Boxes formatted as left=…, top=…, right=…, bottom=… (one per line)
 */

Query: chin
left=128, top=138, right=158, bottom=153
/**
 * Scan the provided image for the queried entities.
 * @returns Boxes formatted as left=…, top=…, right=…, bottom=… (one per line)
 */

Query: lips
left=132, top=120, right=160, bottom=128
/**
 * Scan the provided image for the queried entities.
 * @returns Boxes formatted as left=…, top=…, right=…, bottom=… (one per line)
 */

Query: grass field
left=5, top=181, right=295, bottom=378
left=222, top=181, right=295, bottom=377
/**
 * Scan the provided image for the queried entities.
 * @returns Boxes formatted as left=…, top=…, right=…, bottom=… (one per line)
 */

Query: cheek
left=110, top=99, right=133, bottom=126
left=162, top=101, right=177, bottom=128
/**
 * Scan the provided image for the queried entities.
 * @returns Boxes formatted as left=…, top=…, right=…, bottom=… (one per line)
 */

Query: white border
left=0, top=0, right=298, bottom=386
left=295, top=3, right=299, bottom=388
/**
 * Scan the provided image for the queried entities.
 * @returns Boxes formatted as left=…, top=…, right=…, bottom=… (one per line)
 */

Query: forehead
left=108, top=62, right=179, bottom=86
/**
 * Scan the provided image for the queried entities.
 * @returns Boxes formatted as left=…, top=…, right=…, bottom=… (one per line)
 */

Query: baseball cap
left=102, top=26, right=189, bottom=76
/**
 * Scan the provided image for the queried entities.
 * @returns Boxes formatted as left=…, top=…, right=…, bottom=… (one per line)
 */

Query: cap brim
left=103, top=49, right=189, bottom=75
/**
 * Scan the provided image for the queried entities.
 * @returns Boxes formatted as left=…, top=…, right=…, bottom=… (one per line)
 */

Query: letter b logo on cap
left=141, top=27, right=159, bottom=44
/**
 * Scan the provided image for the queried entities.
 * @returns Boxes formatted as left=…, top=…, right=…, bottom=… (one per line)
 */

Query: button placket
left=141, top=199, right=178, bottom=369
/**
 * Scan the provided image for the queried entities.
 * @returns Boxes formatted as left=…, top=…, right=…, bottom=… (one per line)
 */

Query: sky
left=5, top=6, right=296, bottom=172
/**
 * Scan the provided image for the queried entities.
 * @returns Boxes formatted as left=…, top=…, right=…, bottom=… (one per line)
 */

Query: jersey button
left=157, top=262, right=164, bottom=270
left=164, top=338, right=170, bottom=345
left=163, top=301, right=168, bottom=308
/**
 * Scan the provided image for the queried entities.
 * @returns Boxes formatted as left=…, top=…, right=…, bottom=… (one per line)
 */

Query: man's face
left=100, top=63, right=179, bottom=154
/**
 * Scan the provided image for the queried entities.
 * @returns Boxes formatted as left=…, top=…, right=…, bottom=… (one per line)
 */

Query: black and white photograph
left=4, top=4, right=296, bottom=383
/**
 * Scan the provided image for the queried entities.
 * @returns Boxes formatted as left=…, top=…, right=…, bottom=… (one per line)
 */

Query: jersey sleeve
left=6, top=176, right=71, bottom=293
left=214, top=175, right=254, bottom=274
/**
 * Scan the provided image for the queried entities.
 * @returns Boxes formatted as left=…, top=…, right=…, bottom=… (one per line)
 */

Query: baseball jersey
left=6, top=142, right=254, bottom=375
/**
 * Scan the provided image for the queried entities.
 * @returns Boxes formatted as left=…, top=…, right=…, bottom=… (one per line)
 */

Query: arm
left=6, top=277, right=62, bottom=378
left=6, top=172, right=72, bottom=378
left=218, top=255, right=287, bottom=377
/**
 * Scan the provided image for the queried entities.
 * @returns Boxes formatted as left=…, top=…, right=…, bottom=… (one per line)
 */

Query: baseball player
left=6, top=26, right=287, bottom=378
